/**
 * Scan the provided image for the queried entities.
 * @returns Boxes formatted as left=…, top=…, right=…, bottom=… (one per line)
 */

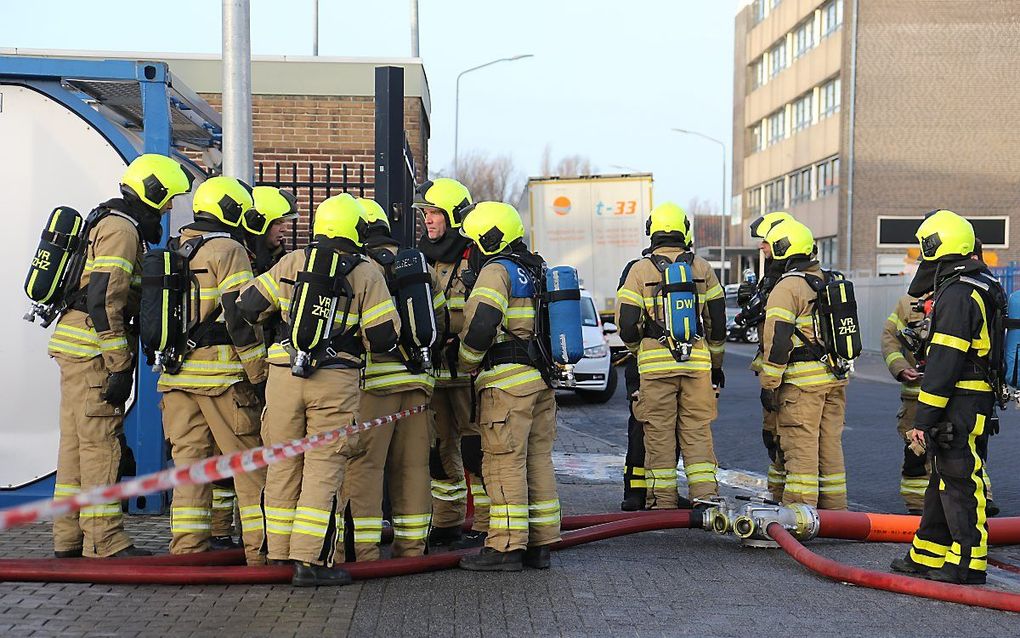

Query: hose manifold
left=696, top=498, right=820, bottom=548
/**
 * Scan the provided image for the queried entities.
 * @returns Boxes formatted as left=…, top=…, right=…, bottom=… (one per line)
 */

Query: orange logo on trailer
left=552, top=196, right=571, bottom=216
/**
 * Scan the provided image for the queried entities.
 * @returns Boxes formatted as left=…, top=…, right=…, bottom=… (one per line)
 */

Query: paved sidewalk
left=0, top=416, right=1018, bottom=637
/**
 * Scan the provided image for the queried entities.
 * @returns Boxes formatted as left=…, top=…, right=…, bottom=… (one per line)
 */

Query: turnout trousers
left=762, top=407, right=786, bottom=502
left=263, top=365, right=360, bottom=566
left=53, top=356, right=134, bottom=557
left=896, top=397, right=928, bottom=512
left=161, top=383, right=267, bottom=565
left=906, top=394, right=993, bottom=581
left=478, top=387, right=561, bottom=552
left=342, top=388, right=432, bottom=560
left=776, top=383, right=847, bottom=509
left=637, top=373, right=719, bottom=508
left=430, top=384, right=489, bottom=532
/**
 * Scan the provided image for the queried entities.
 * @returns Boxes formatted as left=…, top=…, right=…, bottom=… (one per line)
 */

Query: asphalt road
left=558, top=349, right=1020, bottom=516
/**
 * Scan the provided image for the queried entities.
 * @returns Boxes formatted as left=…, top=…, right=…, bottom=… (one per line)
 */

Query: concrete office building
left=732, top=0, right=1020, bottom=274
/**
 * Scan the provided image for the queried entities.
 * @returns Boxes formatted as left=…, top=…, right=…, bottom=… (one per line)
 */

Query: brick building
left=733, top=0, right=1020, bottom=274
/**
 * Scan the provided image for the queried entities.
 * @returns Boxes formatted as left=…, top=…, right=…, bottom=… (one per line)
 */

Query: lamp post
left=454, top=54, right=533, bottom=177
left=671, top=128, right=728, bottom=283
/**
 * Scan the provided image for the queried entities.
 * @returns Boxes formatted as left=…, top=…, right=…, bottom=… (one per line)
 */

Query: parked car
left=725, top=285, right=759, bottom=343
left=566, top=290, right=619, bottom=403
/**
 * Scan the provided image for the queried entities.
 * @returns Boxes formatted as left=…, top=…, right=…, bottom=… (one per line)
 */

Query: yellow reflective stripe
left=363, top=373, right=434, bottom=391
left=969, top=414, right=989, bottom=554
left=909, top=548, right=946, bottom=569
left=482, top=367, right=544, bottom=390
left=81, top=503, right=122, bottom=518
left=473, top=287, right=509, bottom=312
left=617, top=288, right=643, bottom=306
left=89, top=255, right=134, bottom=274
left=159, top=375, right=243, bottom=388
left=362, top=299, right=397, bottom=326
left=971, top=290, right=991, bottom=357
left=918, top=390, right=949, bottom=408
left=99, top=337, right=129, bottom=352
left=256, top=272, right=281, bottom=304
left=431, top=480, right=467, bottom=501
left=393, top=514, right=432, bottom=525
left=198, top=287, right=220, bottom=301
left=911, top=537, right=949, bottom=555
left=885, top=351, right=906, bottom=366
left=956, top=380, right=992, bottom=392
left=219, top=270, right=254, bottom=292
left=931, top=332, right=970, bottom=352
left=433, top=290, right=447, bottom=309
left=766, top=307, right=797, bottom=322
left=888, top=313, right=907, bottom=331
left=704, top=283, right=724, bottom=301
left=54, top=483, right=81, bottom=496
left=54, top=324, right=100, bottom=342
left=48, top=339, right=101, bottom=357
left=447, top=296, right=466, bottom=310
left=505, top=307, right=536, bottom=319
left=179, top=360, right=246, bottom=372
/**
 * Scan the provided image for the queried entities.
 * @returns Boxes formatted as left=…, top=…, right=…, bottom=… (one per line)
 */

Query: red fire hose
left=816, top=511, right=1020, bottom=545
left=769, top=522, right=1020, bottom=614
left=0, top=510, right=692, bottom=585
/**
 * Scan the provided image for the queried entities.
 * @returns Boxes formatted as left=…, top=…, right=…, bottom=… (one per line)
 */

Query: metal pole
left=222, top=0, right=253, bottom=183
left=410, top=0, right=420, bottom=57
left=313, top=0, right=319, bottom=56
left=454, top=55, right=534, bottom=178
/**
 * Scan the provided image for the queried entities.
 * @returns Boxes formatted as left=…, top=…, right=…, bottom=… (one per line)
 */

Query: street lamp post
left=454, top=54, right=534, bottom=177
left=671, top=128, right=728, bottom=283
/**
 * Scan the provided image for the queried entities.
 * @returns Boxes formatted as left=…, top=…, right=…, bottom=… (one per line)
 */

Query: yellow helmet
left=749, top=211, right=794, bottom=239
left=764, top=219, right=814, bottom=260
left=192, top=176, right=254, bottom=227
left=460, top=201, right=525, bottom=255
left=646, top=202, right=692, bottom=244
left=243, top=186, right=298, bottom=235
left=313, top=193, right=366, bottom=245
left=357, top=197, right=391, bottom=231
left=413, top=178, right=473, bottom=228
left=916, top=209, right=975, bottom=261
left=120, top=153, right=193, bottom=210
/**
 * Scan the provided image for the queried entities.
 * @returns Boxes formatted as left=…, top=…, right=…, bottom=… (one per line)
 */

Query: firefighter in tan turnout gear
left=415, top=178, right=490, bottom=547
left=615, top=202, right=726, bottom=509
left=759, top=219, right=848, bottom=509
left=237, top=193, right=400, bottom=586
left=49, top=154, right=191, bottom=558
left=339, top=198, right=445, bottom=561
left=156, top=176, right=268, bottom=565
left=881, top=294, right=927, bottom=514
left=457, top=202, right=560, bottom=572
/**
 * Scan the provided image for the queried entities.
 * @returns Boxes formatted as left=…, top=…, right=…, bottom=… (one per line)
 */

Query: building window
left=821, top=0, right=843, bottom=37
left=752, top=0, right=766, bottom=25
left=790, top=167, right=812, bottom=204
left=768, top=109, right=786, bottom=146
left=817, top=237, right=838, bottom=268
left=751, top=58, right=766, bottom=90
left=793, top=93, right=813, bottom=132
left=751, top=123, right=764, bottom=153
left=816, top=156, right=839, bottom=196
left=819, top=77, right=841, bottom=118
left=747, top=187, right=762, bottom=218
left=770, top=39, right=787, bottom=77
left=764, top=178, right=785, bottom=212
left=794, top=18, right=815, bottom=58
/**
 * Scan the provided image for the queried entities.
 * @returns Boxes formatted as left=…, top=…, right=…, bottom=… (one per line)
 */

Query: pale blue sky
left=1, top=0, right=739, bottom=211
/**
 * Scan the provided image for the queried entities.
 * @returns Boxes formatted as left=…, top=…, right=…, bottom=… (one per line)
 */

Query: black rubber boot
left=620, top=494, right=644, bottom=512
left=987, top=500, right=1000, bottom=518
left=451, top=530, right=487, bottom=550
left=907, top=509, right=923, bottom=516
left=292, top=562, right=353, bottom=587
left=459, top=547, right=524, bottom=572
left=110, top=545, right=153, bottom=558
left=523, top=545, right=551, bottom=569
left=209, top=536, right=240, bottom=551
left=890, top=556, right=930, bottom=577
left=54, top=548, right=83, bottom=559
left=428, top=525, right=463, bottom=547
left=925, top=565, right=986, bottom=585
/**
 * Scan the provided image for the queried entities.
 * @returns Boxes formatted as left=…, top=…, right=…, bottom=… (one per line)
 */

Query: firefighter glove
left=711, top=367, right=725, bottom=389
left=760, top=388, right=778, bottom=413
left=102, top=370, right=134, bottom=405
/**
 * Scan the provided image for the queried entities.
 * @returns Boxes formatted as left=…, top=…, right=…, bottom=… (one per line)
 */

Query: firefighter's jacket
left=157, top=226, right=267, bottom=395
left=48, top=212, right=142, bottom=373
left=914, top=262, right=999, bottom=430
left=881, top=294, right=924, bottom=399
left=237, top=244, right=400, bottom=370
left=428, top=241, right=475, bottom=387
left=760, top=261, right=843, bottom=391
left=615, top=246, right=726, bottom=379
left=458, top=256, right=547, bottom=397
left=362, top=240, right=446, bottom=395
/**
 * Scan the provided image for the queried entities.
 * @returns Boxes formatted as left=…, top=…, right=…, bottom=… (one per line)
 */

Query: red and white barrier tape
left=0, top=404, right=428, bottom=532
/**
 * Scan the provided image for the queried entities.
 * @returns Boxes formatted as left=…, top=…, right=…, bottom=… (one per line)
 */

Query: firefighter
left=740, top=212, right=794, bottom=501
left=414, top=178, right=490, bottom=547
left=457, top=201, right=560, bottom=572
left=237, top=193, right=400, bottom=586
left=156, top=176, right=268, bottom=566
left=208, top=186, right=300, bottom=548
left=339, top=198, right=445, bottom=561
left=758, top=219, right=848, bottom=509
left=615, top=202, right=726, bottom=509
left=49, top=154, right=191, bottom=558
left=891, top=210, right=1004, bottom=585
left=881, top=294, right=927, bottom=514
